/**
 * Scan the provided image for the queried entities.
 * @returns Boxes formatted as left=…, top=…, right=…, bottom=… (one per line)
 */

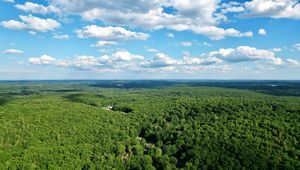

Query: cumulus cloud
left=3, top=0, right=14, bottom=3
left=28, top=50, right=222, bottom=73
left=220, top=1, right=245, bottom=14
left=24, top=0, right=251, bottom=40
left=243, top=0, right=300, bottom=19
left=270, top=57, right=284, bottom=65
left=28, top=31, right=37, bottom=35
left=142, top=52, right=222, bottom=69
left=19, top=1, right=300, bottom=40
left=142, top=53, right=224, bottom=73
left=91, top=41, right=117, bottom=47
left=191, top=26, right=253, bottom=40
left=7, top=0, right=258, bottom=40
left=166, top=33, right=174, bottom=38
left=76, top=25, right=149, bottom=41
left=203, top=42, right=213, bottom=47
left=171, top=0, right=220, bottom=22
left=15, top=2, right=60, bottom=15
left=108, top=50, right=144, bottom=61
left=59, top=0, right=222, bottom=26
left=273, top=48, right=282, bottom=52
left=27, top=46, right=286, bottom=73
left=78, top=7, right=251, bottom=40
left=53, top=34, right=69, bottom=40
left=293, top=43, right=300, bottom=50
left=2, top=49, right=24, bottom=54
left=63, top=56, right=100, bottom=68
left=146, top=48, right=159, bottom=53
left=286, top=58, right=300, bottom=66
left=97, top=48, right=114, bottom=54
left=207, top=46, right=283, bottom=65
left=28, top=50, right=144, bottom=71
left=143, top=53, right=180, bottom=68
left=29, top=55, right=56, bottom=65
left=258, top=28, right=267, bottom=35
left=74, top=51, right=144, bottom=70
left=182, top=56, right=222, bottom=65
left=1, top=15, right=60, bottom=32
left=181, top=41, right=193, bottom=47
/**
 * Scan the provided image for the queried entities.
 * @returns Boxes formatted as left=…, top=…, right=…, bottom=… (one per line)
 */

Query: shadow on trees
left=89, top=80, right=179, bottom=89
left=0, top=90, right=41, bottom=106
left=42, top=89, right=83, bottom=93
left=64, top=94, right=86, bottom=103
left=0, top=94, right=14, bottom=106
left=63, top=93, right=106, bottom=107
left=88, top=80, right=300, bottom=97
left=112, top=105, right=133, bottom=113
left=188, top=80, right=300, bottom=97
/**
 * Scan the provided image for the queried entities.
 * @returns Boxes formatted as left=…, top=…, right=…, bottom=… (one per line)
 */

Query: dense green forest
left=0, top=80, right=299, bottom=169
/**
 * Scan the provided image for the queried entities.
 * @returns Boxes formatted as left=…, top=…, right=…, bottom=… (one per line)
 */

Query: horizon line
left=0, top=79, right=300, bottom=81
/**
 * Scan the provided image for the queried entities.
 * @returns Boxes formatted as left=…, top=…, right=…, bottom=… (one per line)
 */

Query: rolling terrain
left=0, top=80, right=299, bottom=169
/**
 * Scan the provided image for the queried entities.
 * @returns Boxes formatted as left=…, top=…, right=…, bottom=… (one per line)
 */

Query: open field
left=0, top=80, right=299, bottom=169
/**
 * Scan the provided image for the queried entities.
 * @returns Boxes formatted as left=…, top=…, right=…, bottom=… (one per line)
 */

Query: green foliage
left=112, top=105, right=133, bottom=113
left=0, top=81, right=299, bottom=169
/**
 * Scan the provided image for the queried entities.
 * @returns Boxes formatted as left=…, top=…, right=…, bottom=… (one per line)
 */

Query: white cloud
left=180, top=64, right=232, bottom=74
left=203, top=42, right=213, bottom=47
left=76, top=25, right=149, bottom=41
left=60, top=0, right=221, bottom=26
left=97, top=48, right=114, bottom=54
left=17, top=61, right=24, bottom=65
left=3, top=0, right=14, bottom=3
left=79, top=8, right=251, bottom=40
left=53, top=34, right=69, bottom=40
left=91, top=41, right=117, bottom=47
left=66, top=56, right=100, bottom=68
left=109, top=50, right=144, bottom=61
left=7, top=1, right=255, bottom=40
left=243, top=0, right=300, bottom=19
left=27, top=46, right=286, bottom=73
left=273, top=48, right=282, bottom=52
left=191, top=26, right=253, bottom=40
left=143, top=53, right=180, bottom=68
left=29, top=54, right=56, bottom=65
left=293, top=43, right=300, bottom=50
left=1, top=20, right=26, bottom=30
left=171, top=0, right=223, bottom=24
left=258, top=28, right=267, bottom=35
left=1, top=15, right=60, bottom=32
left=286, top=58, right=300, bottom=66
left=45, top=0, right=251, bottom=40
left=207, top=46, right=284, bottom=65
left=2, top=49, right=24, bottom=54
left=181, top=41, right=193, bottom=47
left=50, top=0, right=161, bottom=15
left=220, top=1, right=245, bottom=14
left=28, top=50, right=145, bottom=71
left=270, top=57, right=284, bottom=65
left=142, top=52, right=222, bottom=69
left=146, top=48, right=159, bottom=53
left=166, top=33, right=174, bottom=38
left=15, top=2, right=60, bottom=15
left=28, top=31, right=37, bottom=35
left=182, top=56, right=222, bottom=65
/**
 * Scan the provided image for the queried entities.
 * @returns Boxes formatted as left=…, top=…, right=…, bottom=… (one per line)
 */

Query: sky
left=0, top=0, right=300, bottom=80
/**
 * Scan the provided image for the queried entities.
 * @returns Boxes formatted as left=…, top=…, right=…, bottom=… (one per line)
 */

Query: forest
left=0, top=80, right=299, bottom=169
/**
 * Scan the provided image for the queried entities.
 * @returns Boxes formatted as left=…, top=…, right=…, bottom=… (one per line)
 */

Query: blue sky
left=0, top=0, right=300, bottom=80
